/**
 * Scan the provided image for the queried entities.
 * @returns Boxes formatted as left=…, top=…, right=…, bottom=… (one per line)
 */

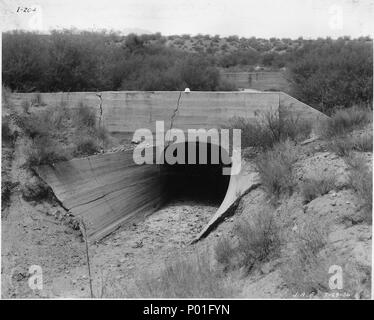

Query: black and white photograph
left=0, top=0, right=373, bottom=302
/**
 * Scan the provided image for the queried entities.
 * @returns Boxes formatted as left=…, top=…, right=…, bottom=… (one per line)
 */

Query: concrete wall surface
left=9, top=91, right=328, bottom=134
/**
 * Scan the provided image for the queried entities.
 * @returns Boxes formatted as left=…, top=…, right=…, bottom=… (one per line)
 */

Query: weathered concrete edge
left=191, top=182, right=261, bottom=244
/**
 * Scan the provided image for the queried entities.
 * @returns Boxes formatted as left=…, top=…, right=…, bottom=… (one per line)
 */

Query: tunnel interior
left=159, top=141, right=231, bottom=205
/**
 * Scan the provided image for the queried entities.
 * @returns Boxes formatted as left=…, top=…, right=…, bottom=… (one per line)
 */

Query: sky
left=0, top=0, right=373, bottom=38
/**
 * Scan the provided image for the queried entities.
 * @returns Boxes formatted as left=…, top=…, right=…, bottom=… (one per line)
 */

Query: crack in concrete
left=167, top=91, right=183, bottom=142
left=95, top=93, right=103, bottom=126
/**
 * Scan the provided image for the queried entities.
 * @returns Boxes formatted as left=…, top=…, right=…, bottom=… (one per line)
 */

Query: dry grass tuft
left=351, top=133, right=373, bottom=152
left=72, top=135, right=100, bottom=157
left=73, top=101, right=97, bottom=129
left=281, top=217, right=330, bottom=295
left=224, top=111, right=312, bottom=153
left=72, top=102, right=109, bottom=156
left=300, top=174, right=337, bottom=203
left=121, top=251, right=235, bottom=298
left=319, top=106, right=371, bottom=138
left=24, top=135, right=70, bottom=167
left=328, top=133, right=373, bottom=157
left=255, top=140, right=298, bottom=199
left=215, top=208, right=281, bottom=273
left=344, top=154, right=372, bottom=224
left=234, top=210, right=281, bottom=271
left=215, top=236, right=236, bottom=271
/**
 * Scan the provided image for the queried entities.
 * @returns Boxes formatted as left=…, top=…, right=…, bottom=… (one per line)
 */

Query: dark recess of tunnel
left=159, top=141, right=231, bottom=205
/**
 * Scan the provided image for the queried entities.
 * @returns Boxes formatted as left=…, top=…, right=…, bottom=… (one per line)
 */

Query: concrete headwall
left=9, top=91, right=328, bottom=134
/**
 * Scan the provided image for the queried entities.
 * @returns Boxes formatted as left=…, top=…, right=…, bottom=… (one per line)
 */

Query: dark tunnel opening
left=160, top=141, right=232, bottom=205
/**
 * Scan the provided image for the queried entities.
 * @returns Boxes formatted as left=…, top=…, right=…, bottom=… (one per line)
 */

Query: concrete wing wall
left=35, top=151, right=166, bottom=242
left=279, top=92, right=329, bottom=122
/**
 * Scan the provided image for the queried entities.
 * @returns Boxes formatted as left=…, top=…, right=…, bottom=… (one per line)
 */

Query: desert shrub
left=234, top=210, right=281, bottom=272
left=261, top=111, right=312, bottom=143
left=2, top=180, right=13, bottom=209
left=345, top=155, right=372, bottom=223
left=2, top=32, right=372, bottom=95
left=214, top=209, right=281, bottom=273
left=71, top=102, right=109, bottom=153
left=224, top=112, right=311, bottom=152
left=214, top=236, right=236, bottom=271
left=73, top=102, right=96, bottom=129
left=2, top=31, right=50, bottom=91
left=255, top=140, right=298, bottom=199
left=352, top=133, right=373, bottom=152
left=50, top=108, right=69, bottom=131
left=319, top=106, right=372, bottom=138
left=45, top=104, right=71, bottom=131
left=284, top=216, right=371, bottom=298
left=217, top=78, right=238, bottom=91
left=17, top=106, right=72, bottom=167
left=18, top=104, right=72, bottom=159
left=18, top=114, right=46, bottom=139
left=300, top=175, right=337, bottom=203
left=73, top=135, right=99, bottom=156
left=24, top=135, right=70, bottom=167
left=328, top=136, right=355, bottom=157
left=282, top=115, right=312, bottom=141
left=288, top=39, right=372, bottom=112
left=21, top=173, right=51, bottom=201
left=223, top=116, right=274, bottom=150
left=17, top=111, right=53, bottom=139
left=294, top=219, right=327, bottom=260
left=95, top=126, right=109, bottom=147
left=257, top=111, right=284, bottom=144
left=281, top=218, right=330, bottom=295
left=328, top=132, right=373, bottom=157
left=123, top=251, right=234, bottom=298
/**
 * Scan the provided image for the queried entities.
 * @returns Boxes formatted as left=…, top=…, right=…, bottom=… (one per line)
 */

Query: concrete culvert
left=30, top=90, right=328, bottom=242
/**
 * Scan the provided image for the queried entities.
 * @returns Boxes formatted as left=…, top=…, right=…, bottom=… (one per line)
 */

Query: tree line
left=2, top=30, right=235, bottom=93
left=2, top=30, right=372, bottom=113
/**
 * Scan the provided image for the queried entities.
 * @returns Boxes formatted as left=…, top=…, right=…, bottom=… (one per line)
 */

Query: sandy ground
left=2, top=189, right=219, bottom=297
